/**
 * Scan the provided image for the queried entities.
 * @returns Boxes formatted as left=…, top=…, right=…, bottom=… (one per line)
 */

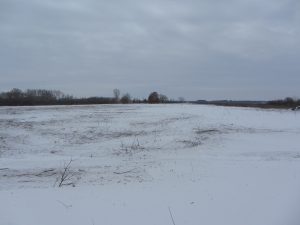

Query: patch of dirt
left=179, top=139, right=202, bottom=148
left=194, top=128, right=220, bottom=135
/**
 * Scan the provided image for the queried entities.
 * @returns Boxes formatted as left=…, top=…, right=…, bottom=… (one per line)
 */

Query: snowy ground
left=0, top=104, right=300, bottom=225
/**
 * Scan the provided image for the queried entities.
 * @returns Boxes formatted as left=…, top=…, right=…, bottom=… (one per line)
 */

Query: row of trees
left=0, top=88, right=176, bottom=106
left=113, top=89, right=173, bottom=104
left=0, top=88, right=114, bottom=106
left=267, top=97, right=300, bottom=108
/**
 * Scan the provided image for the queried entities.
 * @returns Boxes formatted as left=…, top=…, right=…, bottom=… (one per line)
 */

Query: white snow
left=0, top=104, right=300, bottom=225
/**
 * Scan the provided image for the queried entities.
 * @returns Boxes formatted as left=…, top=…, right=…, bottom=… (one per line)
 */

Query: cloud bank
left=0, top=0, right=299, bottom=100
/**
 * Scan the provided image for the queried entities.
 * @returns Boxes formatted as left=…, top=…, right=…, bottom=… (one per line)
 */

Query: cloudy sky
left=0, top=0, right=299, bottom=100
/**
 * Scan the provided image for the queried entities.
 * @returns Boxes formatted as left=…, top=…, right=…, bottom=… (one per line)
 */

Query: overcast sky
left=0, top=0, right=299, bottom=100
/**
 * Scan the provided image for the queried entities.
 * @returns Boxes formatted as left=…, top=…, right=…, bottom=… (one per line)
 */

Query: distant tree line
left=2, top=88, right=298, bottom=108
left=112, top=89, right=180, bottom=104
left=267, top=97, right=300, bottom=109
left=0, top=88, right=115, bottom=106
left=193, top=97, right=300, bottom=109
left=0, top=88, right=179, bottom=106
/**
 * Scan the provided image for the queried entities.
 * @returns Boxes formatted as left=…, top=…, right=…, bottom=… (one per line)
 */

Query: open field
left=1, top=104, right=300, bottom=225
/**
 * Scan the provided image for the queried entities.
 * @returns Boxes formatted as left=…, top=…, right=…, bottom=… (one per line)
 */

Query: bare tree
left=120, top=93, right=131, bottom=104
left=159, top=94, right=168, bottom=103
left=113, top=89, right=120, bottom=103
left=56, top=159, right=76, bottom=187
left=7, top=88, right=23, bottom=99
left=148, top=92, right=160, bottom=104
left=178, top=97, right=185, bottom=103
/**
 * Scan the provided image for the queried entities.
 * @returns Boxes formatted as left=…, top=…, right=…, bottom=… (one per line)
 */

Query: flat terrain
left=0, top=104, right=300, bottom=225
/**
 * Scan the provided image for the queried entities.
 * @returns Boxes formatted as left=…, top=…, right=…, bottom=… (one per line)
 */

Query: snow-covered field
left=0, top=104, right=300, bottom=225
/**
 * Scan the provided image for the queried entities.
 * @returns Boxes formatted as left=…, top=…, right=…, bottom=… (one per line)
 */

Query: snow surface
left=0, top=104, right=300, bottom=225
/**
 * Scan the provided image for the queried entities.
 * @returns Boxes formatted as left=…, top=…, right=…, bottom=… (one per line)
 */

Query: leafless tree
left=148, top=92, right=160, bottom=104
left=56, top=159, right=76, bottom=187
left=113, top=89, right=120, bottom=103
left=178, top=97, right=185, bottom=103
left=159, top=94, right=168, bottom=103
left=121, top=93, right=131, bottom=104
